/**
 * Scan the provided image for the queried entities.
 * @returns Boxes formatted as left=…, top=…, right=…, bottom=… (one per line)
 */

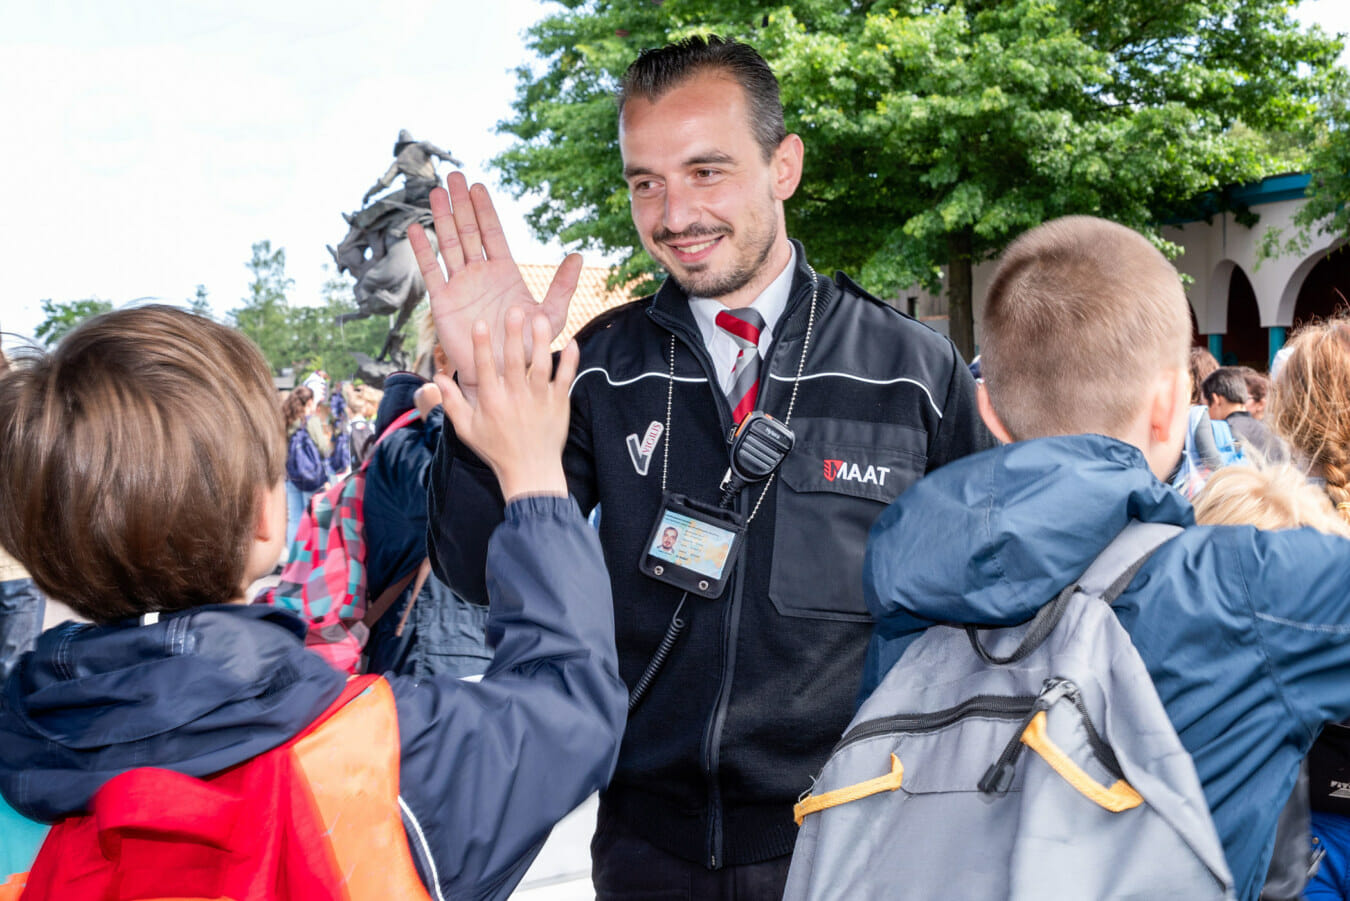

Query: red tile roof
left=518, top=263, right=644, bottom=348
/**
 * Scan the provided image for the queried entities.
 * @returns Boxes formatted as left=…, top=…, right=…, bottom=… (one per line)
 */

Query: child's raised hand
left=438, top=308, right=577, bottom=503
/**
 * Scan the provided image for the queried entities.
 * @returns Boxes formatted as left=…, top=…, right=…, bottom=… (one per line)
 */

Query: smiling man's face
left=619, top=70, right=801, bottom=309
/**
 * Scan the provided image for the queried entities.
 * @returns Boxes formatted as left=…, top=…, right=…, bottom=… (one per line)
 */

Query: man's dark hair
left=618, top=34, right=787, bottom=160
left=1203, top=367, right=1250, bottom=406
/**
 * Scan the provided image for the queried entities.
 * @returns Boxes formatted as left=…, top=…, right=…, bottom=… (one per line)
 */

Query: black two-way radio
left=629, top=414, right=796, bottom=712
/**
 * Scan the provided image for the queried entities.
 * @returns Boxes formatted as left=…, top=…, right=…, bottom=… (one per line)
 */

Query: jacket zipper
left=647, top=274, right=818, bottom=870
left=647, top=307, right=737, bottom=870
left=834, top=693, right=1038, bottom=755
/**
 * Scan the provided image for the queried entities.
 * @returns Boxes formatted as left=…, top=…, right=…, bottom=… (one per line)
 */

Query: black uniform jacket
left=428, top=241, right=993, bottom=867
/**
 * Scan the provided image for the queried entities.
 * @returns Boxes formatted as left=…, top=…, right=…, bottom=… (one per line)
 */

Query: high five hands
left=438, top=308, right=579, bottom=504
left=408, top=171, right=584, bottom=405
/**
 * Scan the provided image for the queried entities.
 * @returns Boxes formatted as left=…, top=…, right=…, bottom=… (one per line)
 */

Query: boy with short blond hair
left=862, top=216, right=1350, bottom=901
left=0, top=305, right=625, bottom=900
left=980, top=216, right=1191, bottom=442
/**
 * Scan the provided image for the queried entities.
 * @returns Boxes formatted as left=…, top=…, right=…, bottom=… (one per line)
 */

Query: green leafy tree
left=230, top=240, right=296, bottom=370
left=229, top=242, right=417, bottom=378
left=496, top=0, right=1344, bottom=359
left=34, top=298, right=114, bottom=346
left=1260, top=82, right=1350, bottom=261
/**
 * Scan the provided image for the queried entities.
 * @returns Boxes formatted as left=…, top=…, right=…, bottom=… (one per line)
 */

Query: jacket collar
left=0, top=604, right=344, bottom=820
left=864, top=434, right=1195, bottom=637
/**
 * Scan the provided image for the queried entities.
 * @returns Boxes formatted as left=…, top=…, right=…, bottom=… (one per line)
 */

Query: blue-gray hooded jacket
left=862, top=435, right=1350, bottom=901
left=0, top=496, right=626, bottom=901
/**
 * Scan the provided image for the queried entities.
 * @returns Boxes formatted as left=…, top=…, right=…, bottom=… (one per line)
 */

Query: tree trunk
left=946, top=229, right=976, bottom=363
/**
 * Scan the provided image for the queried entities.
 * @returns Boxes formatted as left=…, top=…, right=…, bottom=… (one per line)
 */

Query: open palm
left=409, top=171, right=582, bottom=397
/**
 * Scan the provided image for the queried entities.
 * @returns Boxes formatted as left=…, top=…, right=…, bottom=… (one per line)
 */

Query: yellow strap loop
left=1020, top=711, right=1142, bottom=812
left=793, top=753, right=904, bottom=826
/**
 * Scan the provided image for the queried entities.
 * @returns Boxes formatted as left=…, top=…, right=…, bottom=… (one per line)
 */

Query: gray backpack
left=785, top=522, right=1235, bottom=901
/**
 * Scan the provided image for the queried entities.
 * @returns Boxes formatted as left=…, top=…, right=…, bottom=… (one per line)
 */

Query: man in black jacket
left=411, top=35, right=992, bottom=900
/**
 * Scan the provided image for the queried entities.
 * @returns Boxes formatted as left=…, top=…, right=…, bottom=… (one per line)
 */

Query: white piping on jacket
left=399, top=795, right=447, bottom=901
left=767, top=372, right=942, bottom=417
left=569, top=367, right=708, bottom=397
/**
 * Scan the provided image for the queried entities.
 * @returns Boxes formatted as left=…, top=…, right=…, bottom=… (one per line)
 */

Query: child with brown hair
left=0, top=305, right=624, bottom=899
left=860, top=216, right=1350, bottom=901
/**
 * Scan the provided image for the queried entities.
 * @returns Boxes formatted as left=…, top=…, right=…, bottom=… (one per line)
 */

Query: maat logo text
left=823, top=459, right=891, bottom=486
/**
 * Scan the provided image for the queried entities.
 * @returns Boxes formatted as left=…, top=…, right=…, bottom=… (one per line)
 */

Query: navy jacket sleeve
left=390, top=495, right=625, bottom=901
left=427, top=386, right=599, bottom=606
left=926, top=341, right=996, bottom=472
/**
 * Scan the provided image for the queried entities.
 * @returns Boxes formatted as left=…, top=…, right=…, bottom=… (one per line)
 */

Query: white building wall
left=904, top=197, right=1340, bottom=355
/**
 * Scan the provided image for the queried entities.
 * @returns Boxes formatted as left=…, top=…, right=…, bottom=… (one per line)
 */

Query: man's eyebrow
left=685, top=152, right=735, bottom=167
left=622, top=152, right=737, bottom=180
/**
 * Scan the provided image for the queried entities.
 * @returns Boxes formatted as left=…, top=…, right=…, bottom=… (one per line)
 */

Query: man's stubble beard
left=655, top=195, right=780, bottom=301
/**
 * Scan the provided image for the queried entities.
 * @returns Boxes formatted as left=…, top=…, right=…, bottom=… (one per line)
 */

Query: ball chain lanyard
left=658, top=263, right=820, bottom=526
left=628, top=265, right=821, bottom=713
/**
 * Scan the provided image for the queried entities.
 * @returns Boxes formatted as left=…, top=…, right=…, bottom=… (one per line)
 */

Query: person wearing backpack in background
left=363, top=308, right=491, bottom=678
left=343, top=383, right=382, bottom=470
left=282, top=384, right=331, bottom=547
left=325, top=387, right=352, bottom=479
left=1169, top=347, right=1233, bottom=498
left=1203, top=366, right=1286, bottom=463
left=0, top=305, right=625, bottom=900
left=844, top=217, right=1350, bottom=901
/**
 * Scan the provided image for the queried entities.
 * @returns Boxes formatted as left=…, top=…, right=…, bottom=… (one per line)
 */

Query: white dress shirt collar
left=687, top=246, right=797, bottom=394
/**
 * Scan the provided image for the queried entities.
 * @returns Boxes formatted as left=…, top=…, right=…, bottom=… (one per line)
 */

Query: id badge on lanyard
left=639, top=492, right=746, bottom=599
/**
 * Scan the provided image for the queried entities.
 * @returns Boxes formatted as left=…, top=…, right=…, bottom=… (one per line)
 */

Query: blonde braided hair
left=1268, top=318, right=1350, bottom=525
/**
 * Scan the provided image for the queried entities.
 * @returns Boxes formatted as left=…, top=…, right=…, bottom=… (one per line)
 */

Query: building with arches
left=1164, top=174, right=1348, bottom=370
left=910, top=173, right=1349, bottom=371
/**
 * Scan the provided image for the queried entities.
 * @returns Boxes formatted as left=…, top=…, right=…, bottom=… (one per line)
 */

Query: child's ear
left=1142, top=367, right=1189, bottom=480
left=241, top=481, right=288, bottom=594
left=976, top=382, right=1013, bottom=445
left=1149, top=368, right=1186, bottom=446
left=254, top=481, right=284, bottom=542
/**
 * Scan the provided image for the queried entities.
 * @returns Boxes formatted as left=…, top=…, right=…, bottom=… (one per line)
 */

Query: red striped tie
left=715, top=308, right=766, bottom=423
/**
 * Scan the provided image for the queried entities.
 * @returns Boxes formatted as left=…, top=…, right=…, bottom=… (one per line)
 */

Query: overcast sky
left=0, top=0, right=575, bottom=351
left=1, top=0, right=1347, bottom=352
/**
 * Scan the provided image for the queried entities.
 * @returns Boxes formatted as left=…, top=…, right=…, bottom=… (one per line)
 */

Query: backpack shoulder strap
left=292, top=675, right=434, bottom=901
left=356, top=408, right=423, bottom=474
left=1210, top=418, right=1242, bottom=463
left=967, top=520, right=1183, bottom=665
left=285, top=673, right=380, bottom=747
left=1077, top=521, right=1184, bottom=603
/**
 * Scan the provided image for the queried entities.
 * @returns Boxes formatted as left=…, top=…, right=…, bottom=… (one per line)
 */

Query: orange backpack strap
left=292, top=676, right=433, bottom=901
left=288, top=673, right=380, bottom=745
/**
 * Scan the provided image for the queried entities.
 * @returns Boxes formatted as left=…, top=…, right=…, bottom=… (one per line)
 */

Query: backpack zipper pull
left=978, top=678, right=1075, bottom=795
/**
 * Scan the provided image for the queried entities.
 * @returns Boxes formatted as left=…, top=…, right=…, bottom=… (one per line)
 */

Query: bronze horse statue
left=328, top=131, right=460, bottom=371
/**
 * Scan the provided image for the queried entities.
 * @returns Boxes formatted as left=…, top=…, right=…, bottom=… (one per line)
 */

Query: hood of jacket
left=375, top=372, right=424, bottom=436
left=0, top=604, right=343, bottom=821
left=863, top=434, right=1194, bottom=684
